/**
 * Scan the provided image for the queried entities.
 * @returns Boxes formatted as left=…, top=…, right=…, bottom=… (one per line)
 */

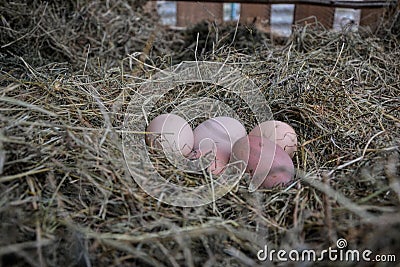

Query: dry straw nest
left=1, top=1, right=400, bottom=266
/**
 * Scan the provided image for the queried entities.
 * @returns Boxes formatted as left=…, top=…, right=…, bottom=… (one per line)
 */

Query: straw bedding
left=0, top=1, right=399, bottom=266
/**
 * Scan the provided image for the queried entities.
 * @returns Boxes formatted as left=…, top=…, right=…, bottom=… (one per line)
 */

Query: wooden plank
left=360, top=8, right=385, bottom=32
left=153, top=0, right=397, bottom=9
left=176, top=2, right=223, bottom=26
left=294, top=4, right=334, bottom=28
left=240, top=3, right=271, bottom=24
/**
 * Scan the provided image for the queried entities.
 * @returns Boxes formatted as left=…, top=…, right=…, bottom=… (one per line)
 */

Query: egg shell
left=192, top=116, right=247, bottom=175
left=189, top=147, right=228, bottom=175
left=145, top=113, right=194, bottom=156
left=231, top=135, right=295, bottom=189
left=249, top=120, right=297, bottom=158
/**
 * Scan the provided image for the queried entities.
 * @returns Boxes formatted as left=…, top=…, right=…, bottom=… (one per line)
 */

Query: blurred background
left=154, top=0, right=386, bottom=36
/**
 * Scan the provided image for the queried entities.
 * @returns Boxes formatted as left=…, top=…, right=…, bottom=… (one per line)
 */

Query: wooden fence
left=152, top=0, right=397, bottom=34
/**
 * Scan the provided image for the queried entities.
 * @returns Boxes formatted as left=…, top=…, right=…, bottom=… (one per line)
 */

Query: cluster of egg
left=145, top=114, right=297, bottom=189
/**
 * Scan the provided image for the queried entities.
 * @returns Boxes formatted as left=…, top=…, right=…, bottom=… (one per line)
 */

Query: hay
left=0, top=0, right=161, bottom=73
left=1, top=1, right=400, bottom=266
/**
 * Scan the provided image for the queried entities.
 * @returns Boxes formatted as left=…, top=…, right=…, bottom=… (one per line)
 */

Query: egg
left=191, top=116, right=247, bottom=175
left=189, top=147, right=228, bottom=175
left=231, top=135, right=295, bottom=189
left=249, top=120, right=297, bottom=158
left=145, top=113, right=194, bottom=156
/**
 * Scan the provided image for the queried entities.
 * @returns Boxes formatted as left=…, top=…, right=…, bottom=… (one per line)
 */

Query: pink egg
left=192, top=116, right=247, bottom=175
left=249, top=120, right=297, bottom=158
left=189, top=147, right=228, bottom=175
left=145, top=114, right=194, bottom=156
left=231, top=135, right=295, bottom=189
